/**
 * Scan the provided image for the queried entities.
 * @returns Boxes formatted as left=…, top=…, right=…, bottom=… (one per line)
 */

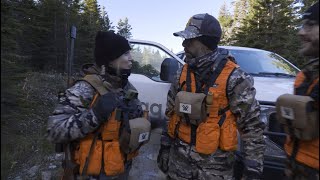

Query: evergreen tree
left=218, top=2, right=234, bottom=45
left=100, top=6, right=114, bottom=31
left=230, top=0, right=250, bottom=41
left=1, top=0, right=24, bottom=55
left=30, top=0, right=70, bottom=71
left=295, top=0, right=318, bottom=13
left=233, top=0, right=250, bottom=28
left=232, top=0, right=304, bottom=66
left=76, top=0, right=102, bottom=69
left=117, top=17, right=133, bottom=39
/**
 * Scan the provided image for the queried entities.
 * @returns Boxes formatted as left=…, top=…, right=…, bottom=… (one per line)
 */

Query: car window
left=130, top=43, right=174, bottom=81
left=176, top=53, right=184, bottom=60
left=229, top=50, right=299, bottom=76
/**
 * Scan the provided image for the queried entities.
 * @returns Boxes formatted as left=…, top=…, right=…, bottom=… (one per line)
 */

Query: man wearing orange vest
left=280, top=2, right=319, bottom=179
left=46, top=31, right=150, bottom=179
left=157, top=13, right=266, bottom=180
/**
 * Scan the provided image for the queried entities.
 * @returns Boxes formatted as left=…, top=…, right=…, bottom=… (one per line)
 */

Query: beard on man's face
left=184, top=48, right=197, bottom=61
left=299, top=38, right=319, bottom=57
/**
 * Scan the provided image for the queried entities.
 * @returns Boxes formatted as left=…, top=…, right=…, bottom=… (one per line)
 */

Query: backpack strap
left=82, top=74, right=109, bottom=95
left=79, top=74, right=110, bottom=176
left=186, top=66, right=192, bottom=92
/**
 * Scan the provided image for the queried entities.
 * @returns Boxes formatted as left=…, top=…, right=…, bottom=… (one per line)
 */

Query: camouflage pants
left=167, top=139, right=235, bottom=180
left=284, top=159, right=319, bottom=180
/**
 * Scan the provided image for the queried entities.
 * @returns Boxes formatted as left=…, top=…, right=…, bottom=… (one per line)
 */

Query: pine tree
left=100, top=6, right=114, bottom=31
left=218, top=1, right=234, bottom=45
left=76, top=0, right=103, bottom=69
left=117, top=17, right=133, bottom=39
left=29, top=0, right=70, bottom=71
left=295, top=0, right=318, bottom=13
left=232, top=0, right=303, bottom=66
left=231, top=0, right=250, bottom=35
left=1, top=0, right=115, bottom=72
left=1, top=0, right=23, bottom=55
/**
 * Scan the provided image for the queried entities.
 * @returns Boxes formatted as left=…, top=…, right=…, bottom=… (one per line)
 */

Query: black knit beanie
left=196, top=35, right=220, bottom=51
left=94, top=31, right=132, bottom=66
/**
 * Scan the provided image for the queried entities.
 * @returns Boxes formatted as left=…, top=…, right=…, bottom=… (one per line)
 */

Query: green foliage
left=1, top=1, right=133, bottom=178
left=1, top=0, right=133, bottom=73
left=131, top=46, right=168, bottom=78
left=117, top=17, right=133, bottom=39
left=101, top=7, right=114, bottom=31
left=296, top=0, right=318, bottom=13
left=1, top=70, right=66, bottom=179
left=219, top=0, right=313, bottom=68
left=218, top=2, right=234, bottom=45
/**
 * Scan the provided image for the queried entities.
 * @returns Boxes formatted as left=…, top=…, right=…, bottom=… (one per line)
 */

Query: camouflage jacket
left=297, top=58, right=319, bottom=102
left=161, top=51, right=266, bottom=178
left=301, top=58, right=319, bottom=84
left=46, top=64, right=143, bottom=144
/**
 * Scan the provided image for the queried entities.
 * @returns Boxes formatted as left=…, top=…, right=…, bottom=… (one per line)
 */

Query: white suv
left=128, top=39, right=300, bottom=179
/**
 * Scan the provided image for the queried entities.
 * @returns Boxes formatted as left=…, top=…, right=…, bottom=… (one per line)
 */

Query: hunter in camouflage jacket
left=160, top=50, right=266, bottom=180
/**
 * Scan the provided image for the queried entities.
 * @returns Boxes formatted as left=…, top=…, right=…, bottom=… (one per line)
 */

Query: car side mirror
left=160, top=58, right=179, bottom=82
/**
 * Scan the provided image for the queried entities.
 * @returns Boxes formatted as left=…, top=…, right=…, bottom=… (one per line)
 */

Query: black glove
left=233, top=151, right=245, bottom=180
left=92, top=92, right=120, bottom=122
left=157, top=144, right=171, bottom=173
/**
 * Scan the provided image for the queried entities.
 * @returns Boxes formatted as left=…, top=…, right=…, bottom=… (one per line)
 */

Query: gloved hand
left=92, top=92, right=120, bottom=123
left=157, top=144, right=171, bottom=173
left=233, top=151, right=245, bottom=180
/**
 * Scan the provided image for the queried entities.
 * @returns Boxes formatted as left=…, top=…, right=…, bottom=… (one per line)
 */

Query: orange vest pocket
left=178, top=122, right=191, bottom=143
left=168, top=114, right=179, bottom=138
left=78, top=137, right=102, bottom=176
left=101, top=119, right=121, bottom=141
left=196, top=121, right=220, bottom=154
left=219, top=115, right=238, bottom=151
left=285, top=138, right=319, bottom=169
left=104, top=141, right=125, bottom=176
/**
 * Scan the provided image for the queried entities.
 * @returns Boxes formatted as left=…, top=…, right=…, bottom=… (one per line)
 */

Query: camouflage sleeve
left=126, top=82, right=144, bottom=119
left=160, top=67, right=182, bottom=146
left=127, top=98, right=144, bottom=119
left=46, top=81, right=101, bottom=143
left=227, top=68, right=266, bottom=176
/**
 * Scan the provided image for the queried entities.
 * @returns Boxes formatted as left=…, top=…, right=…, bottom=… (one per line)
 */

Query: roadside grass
left=1, top=58, right=67, bottom=179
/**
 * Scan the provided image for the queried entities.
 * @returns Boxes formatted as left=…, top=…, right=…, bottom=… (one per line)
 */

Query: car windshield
left=228, top=49, right=299, bottom=77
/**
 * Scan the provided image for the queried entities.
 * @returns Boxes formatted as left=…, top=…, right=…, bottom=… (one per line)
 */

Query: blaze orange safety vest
left=73, top=90, right=139, bottom=176
left=168, top=59, right=239, bottom=155
left=284, top=71, right=319, bottom=170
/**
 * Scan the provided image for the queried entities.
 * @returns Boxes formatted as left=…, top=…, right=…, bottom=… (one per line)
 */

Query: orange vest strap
left=179, top=64, right=196, bottom=92
left=307, top=78, right=319, bottom=95
left=294, top=71, right=306, bottom=89
left=90, top=93, right=99, bottom=108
